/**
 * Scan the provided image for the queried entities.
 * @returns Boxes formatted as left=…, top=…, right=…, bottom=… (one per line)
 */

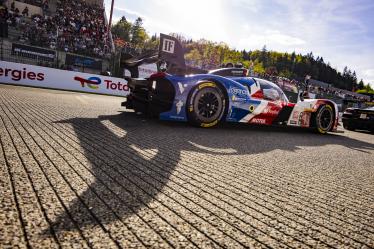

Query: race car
left=342, top=106, right=374, bottom=133
left=121, top=34, right=338, bottom=134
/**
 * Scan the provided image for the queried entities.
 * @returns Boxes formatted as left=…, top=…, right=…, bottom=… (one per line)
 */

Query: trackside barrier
left=0, top=60, right=130, bottom=96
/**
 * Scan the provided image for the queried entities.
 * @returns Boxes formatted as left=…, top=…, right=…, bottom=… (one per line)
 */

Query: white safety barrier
left=0, top=61, right=130, bottom=96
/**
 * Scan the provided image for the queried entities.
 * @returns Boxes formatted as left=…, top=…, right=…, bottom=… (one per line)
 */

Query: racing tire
left=187, top=82, right=226, bottom=128
left=315, top=104, right=334, bottom=134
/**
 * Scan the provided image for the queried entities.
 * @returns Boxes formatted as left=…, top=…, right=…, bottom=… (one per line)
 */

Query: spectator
left=22, top=6, right=28, bottom=17
left=42, top=0, right=48, bottom=11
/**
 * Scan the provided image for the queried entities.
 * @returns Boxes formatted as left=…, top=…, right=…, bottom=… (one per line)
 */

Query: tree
left=260, top=45, right=268, bottom=67
left=111, top=16, right=132, bottom=42
left=358, top=79, right=364, bottom=90
left=130, top=17, right=149, bottom=48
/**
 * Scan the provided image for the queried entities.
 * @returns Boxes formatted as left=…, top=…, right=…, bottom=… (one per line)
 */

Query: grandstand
left=0, top=0, right=113, bottom=74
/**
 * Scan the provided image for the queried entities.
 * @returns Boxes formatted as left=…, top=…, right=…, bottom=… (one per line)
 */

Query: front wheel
left=315, top=105, right=334, bottom=134
left=187, top=82, right=226, bottom=128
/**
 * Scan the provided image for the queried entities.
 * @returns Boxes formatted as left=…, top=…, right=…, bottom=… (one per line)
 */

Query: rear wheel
left=187, top=82, right=226, bottom=128
left=315, top=105, right=334, bottom=134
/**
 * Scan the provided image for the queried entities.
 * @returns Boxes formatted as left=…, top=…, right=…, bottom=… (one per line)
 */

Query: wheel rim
left=318, top=107, right=333, bottom=130
left=194, top=88, right=223, bottom=123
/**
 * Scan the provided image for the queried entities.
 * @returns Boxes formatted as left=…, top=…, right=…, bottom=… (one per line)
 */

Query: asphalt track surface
left=0, top=84, right=373, bottom=249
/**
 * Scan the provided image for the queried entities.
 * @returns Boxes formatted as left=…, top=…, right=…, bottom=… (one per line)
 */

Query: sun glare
left=154, top=0, right=228, bottom=41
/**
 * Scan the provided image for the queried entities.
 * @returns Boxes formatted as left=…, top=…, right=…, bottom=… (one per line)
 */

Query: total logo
left=74, top=76, right=129, bottom=91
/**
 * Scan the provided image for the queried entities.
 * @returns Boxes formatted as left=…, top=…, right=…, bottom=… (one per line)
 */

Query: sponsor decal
left=74, top=76, right=101, bottom=89
left=199, top=82, right=216, bottom=89
left=169, top=115, right=185, bottom=120
left=292, top=111, right=299, bottom=120
left=201, top=120, right=218, bottom=128
left=263, top=106, right=280, bottom=115
left=65, top=54, right=102, bottom=70
left=12, top=43, right=56, bottom=62
left=0, top=67, right=45, bottom=81
left=232, top=70, right=245, bottom=75
left=167, top=116, right=186, bottom=120
left=178, top=82, right=187, bottom=94
left=249, top=105, right=255, bottom=113
left=232, top=95, right=247, bottom=102
left=304, top=108, right=314, bottom=112
left=299, top=112, right=311, bottom=127
left=74, top=76, right=129, bottom=91
left=176, top=100, right=184, bottom=114
left=105, top=79, right=129, bottom=91
left=1, top=61, right=129, bottom=96
left=138, top=64, right=158, bottom=78
left=229, top=87, right=248, bottom=96
left=251, top=118, right=266, bottom=124
left=162, top=38, right=175, bottom=54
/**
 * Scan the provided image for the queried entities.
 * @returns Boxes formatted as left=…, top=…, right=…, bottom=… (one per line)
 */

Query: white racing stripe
left=250, top=82, right=261, bottom=95
left=240, top=101, right=268, bottom=123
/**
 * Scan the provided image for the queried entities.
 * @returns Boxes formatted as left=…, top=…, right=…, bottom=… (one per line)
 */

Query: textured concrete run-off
left=0, top=84, right=373, bottom=249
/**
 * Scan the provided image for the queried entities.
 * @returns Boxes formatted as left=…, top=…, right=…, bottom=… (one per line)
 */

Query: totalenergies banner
left=0, top=61, right=130, bottom=96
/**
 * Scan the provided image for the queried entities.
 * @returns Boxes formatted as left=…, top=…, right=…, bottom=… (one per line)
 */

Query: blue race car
left=122, top=34, right=338, bottom=134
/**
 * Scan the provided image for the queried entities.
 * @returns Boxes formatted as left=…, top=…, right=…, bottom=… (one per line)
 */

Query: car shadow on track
left=49, top=111, right=374, bottom=234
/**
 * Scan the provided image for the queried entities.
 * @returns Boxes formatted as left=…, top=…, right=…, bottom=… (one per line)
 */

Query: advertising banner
left=138, top=63, right=158, bottom=78
left=65, top=54, right=103, bottom=70
left=123, top=63, right=158, bottom=79
left=0, top=61, right=130, bottom=96
left=12, top=43, right=56, bottom=62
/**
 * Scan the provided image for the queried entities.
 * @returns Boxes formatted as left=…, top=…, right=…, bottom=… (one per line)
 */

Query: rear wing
left=120, top=34, right=187, bottom=78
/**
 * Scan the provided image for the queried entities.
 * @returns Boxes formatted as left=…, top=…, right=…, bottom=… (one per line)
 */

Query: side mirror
left=263, top=88, right=280, bottom=101
left=158, top=61, right=168, bottom=72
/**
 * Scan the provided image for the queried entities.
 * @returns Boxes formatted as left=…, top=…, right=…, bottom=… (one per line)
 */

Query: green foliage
left=253, top=62, right=265, bottom=74
left=130, top=18, right=149, bottom=48
left=356, top=89, right=374, bottom=94
left=356, top=83, right=374, bottom=94
left=111, top=16, right=132, bottom=42
left=111, top=16, right=149, bottom=48
left=357, top=79, right=365, bottom=90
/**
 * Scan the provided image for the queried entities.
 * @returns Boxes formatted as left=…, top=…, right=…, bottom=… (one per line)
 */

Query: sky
left=104, top=0, right=374, bottom=87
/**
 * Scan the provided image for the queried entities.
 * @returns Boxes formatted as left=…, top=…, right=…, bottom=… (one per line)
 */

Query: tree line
left=111, top=16, right=373, bottom=93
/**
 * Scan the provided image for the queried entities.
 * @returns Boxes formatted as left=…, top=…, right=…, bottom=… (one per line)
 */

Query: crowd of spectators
left=265, top=75, right=369, bottom=101
left=254, top=73, right=369, bottom=101
left=306, top=84, right=369, bottom=101
left=1, top=3, right=25, bottom=28
left=53, top=0, right=110, bottom=57
left=1, top=0, right=110, bottom=58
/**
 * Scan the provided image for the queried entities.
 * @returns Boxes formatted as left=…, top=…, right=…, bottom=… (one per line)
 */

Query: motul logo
left=162, top=39, right=175, bottom=54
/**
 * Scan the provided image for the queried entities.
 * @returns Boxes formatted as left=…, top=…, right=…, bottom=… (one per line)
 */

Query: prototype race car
left=342, top=106, right=374, bottom=132
left=121, top=34, right=338, bottom=134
